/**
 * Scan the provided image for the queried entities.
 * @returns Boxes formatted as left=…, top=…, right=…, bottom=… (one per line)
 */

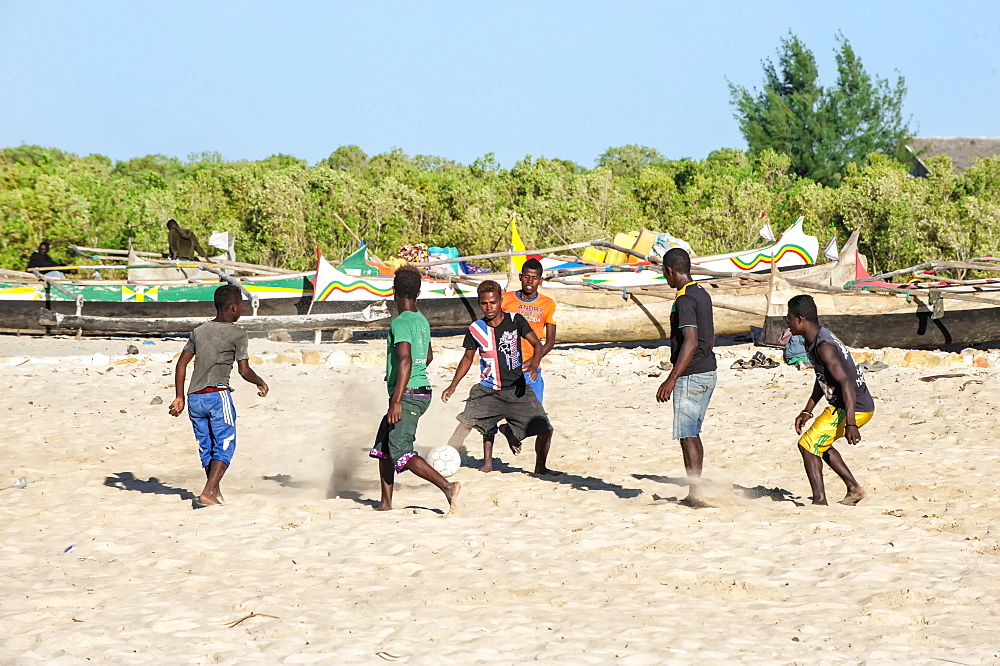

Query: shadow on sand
left=262, top=473, right=387, bottom=510
left=104, top=471, right=200, bottom=508
left=732, top=483, right=804, bottom=506
left=633, top=473, right=804, bottom=507
left=466, top=452, right=642, bottom=499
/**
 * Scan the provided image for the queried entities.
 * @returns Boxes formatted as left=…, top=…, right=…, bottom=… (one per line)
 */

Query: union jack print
left=469, top=320, right=501, bottom=389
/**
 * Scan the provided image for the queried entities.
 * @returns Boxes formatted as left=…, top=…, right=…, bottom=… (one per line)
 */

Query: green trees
left=1, top=143, right=999, bottom=275
left=325, top=145, right=368, bottom=172
left=729, top=33, right=911, bottom=186
left=596, top=145, right=664, bottom=177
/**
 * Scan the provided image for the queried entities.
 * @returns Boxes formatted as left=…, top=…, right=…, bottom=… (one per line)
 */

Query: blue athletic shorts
left=188, top=390, right=237, bottom=467
left=525, top=368, right=544, bottom=405
left=672, top=371, right=716, bottom=440
left=486, top=368, right=544, bottom=436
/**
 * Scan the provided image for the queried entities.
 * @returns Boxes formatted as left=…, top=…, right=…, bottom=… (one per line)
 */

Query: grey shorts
left=458, top=383, right=553, bottom=442
left=672, top=371, right=716, bottom=439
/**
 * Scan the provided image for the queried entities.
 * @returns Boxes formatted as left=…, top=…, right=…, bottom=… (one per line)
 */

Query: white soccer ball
left=426, top=445, right=462, bottom=478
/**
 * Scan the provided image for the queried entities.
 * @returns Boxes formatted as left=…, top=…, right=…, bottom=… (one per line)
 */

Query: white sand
left=2, top=334, right=1000, bottom=664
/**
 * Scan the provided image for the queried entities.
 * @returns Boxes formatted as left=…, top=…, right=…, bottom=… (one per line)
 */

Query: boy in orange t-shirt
left=483, top=258, right=557, bottom=472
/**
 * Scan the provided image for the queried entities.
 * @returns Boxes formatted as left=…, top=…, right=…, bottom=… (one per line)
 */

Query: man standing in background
left=166, top=219, right=207, bottom=261
left=482, top=258, right=557, bottom=472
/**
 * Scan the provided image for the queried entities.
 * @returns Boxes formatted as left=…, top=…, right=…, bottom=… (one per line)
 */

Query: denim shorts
left=673, top=371, right=717, bottom=439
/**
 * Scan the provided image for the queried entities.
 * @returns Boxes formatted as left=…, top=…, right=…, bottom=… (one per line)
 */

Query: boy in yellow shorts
left=787, top=295, right=874, bottom=506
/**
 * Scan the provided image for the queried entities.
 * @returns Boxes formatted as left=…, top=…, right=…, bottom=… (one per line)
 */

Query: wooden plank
left=589, top=241, right=650, bottom=262
left=32, top=270, right=81, bottom=302
left=71, top=245, right=161, bottom=258
left=566, top=281, right=766, bottom=316
left=420, top=269, right=486, bottom=288
left=939, top=291, right=1000, bottom=308
left=0, top=268, right=36, bottom=279
left=409, top=241, right=599, bottom=267
left=38, top=303, right=390, bottom=334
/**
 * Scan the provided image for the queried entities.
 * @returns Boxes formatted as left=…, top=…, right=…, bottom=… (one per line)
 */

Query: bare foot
left=499, top=424, right=521, bottom=455
left=533, top=468, right=563, bottom=477
left=375, top=504, right=392, bottom=512
left=481, top=463, right=493, bottom=473
left=445, top=481, right=461, bottom=512
left=839, top=488, right=866, bottom=506
left=197, top=493, right=223, bottom=507
left=679, top=495, right=712, bottom=509
left=811, top=497, right=829, bottom=506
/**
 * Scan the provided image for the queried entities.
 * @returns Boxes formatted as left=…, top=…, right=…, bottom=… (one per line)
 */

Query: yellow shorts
left=798, top=406, right=873, bottom=456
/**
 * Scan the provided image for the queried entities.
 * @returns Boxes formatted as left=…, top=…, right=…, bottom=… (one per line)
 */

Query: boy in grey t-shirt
left=169, top=285, right=269, bottom=507
left=787, top=294, right=874, bottom=506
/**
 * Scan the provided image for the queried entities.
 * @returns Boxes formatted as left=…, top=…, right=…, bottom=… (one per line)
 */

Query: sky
left=1, top=0, right=997, bottom=168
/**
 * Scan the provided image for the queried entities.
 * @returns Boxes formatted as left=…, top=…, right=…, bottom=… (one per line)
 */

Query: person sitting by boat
left=481, top=258, right=557, bottom=473
left=166, top=219, right=208, bottom=261
left=442, top=280, right=560, bottom=477
left=27, top=241, right=73, bottom=279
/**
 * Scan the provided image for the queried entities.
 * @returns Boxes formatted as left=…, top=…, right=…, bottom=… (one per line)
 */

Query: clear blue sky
left=1, top=0, right=997, bottom=168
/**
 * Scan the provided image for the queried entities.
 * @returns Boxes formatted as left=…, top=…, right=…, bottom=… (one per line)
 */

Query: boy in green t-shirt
left=368, top=267, right=461, bottom=512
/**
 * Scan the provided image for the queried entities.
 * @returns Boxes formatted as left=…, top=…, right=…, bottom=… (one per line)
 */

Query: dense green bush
left=2, top=145, right=998, bottom=274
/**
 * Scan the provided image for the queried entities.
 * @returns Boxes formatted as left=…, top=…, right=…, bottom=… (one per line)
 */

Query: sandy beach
left=2, top=333, right=1000, bottom=664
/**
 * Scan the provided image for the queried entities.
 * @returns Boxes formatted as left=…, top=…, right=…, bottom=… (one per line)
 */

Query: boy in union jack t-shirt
left=442, top=280, right=560, bottom=476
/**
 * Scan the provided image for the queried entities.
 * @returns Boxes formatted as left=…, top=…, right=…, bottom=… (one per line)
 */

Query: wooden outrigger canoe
left=762, top=251, right=1000, bottom=349
left=37, top=302, right=389, bottom=334
left=0, top=217, right=831, bottom=340
left=540, top=232, right=860, bottom=343
left=292, top=217, right=834, bottom=342
left=0, top=271, right=324, bottom=332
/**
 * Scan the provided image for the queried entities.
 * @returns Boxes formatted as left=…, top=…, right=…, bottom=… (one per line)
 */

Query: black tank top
left=806, top=327, right=875, bottom=413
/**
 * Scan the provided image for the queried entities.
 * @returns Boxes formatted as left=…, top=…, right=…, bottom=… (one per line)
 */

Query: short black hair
left=214, top=284, right=243, bottom=311
left=477, top=279, right=502, bottom=299
left=787, top=294, right=819, bottom=323
left=393, top=266, right=422, bottom=299
left=521, top=258, right=543, bottom=274
left=662, top=247, right=691, bottom=273
left=166, top=219, right=178, bottom=229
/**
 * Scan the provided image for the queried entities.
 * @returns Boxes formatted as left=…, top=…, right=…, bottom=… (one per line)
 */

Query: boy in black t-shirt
left=442, top=280, right=560, bottom=476
left=656, top=248, right=717, bottom=508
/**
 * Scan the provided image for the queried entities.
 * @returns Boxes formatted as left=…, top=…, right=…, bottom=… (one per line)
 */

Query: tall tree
left=324, top=145, right=368, bottom=172
left=729, top=33, right=911, bottom=186
left=824, top=35, right=911, bottom=171
left=596, top=145, right=664, bottom=177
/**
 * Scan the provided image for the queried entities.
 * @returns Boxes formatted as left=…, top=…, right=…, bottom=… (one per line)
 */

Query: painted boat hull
left=763, top=263, right=1000, bottom=349
left=763, top=303, right=1000, bottom=349
left=37, top=304, right=390, bottom=334
left=0, top=282, right=483, bottom=333
left=1, top=259, right=844, bottom=341
left=0, top=222, right=835, bottom=341
left=1, top=278, right=765, bottom=340
left=0, top=278, right=777, bottom=342
left=548, top=285, right=768, bottom=342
